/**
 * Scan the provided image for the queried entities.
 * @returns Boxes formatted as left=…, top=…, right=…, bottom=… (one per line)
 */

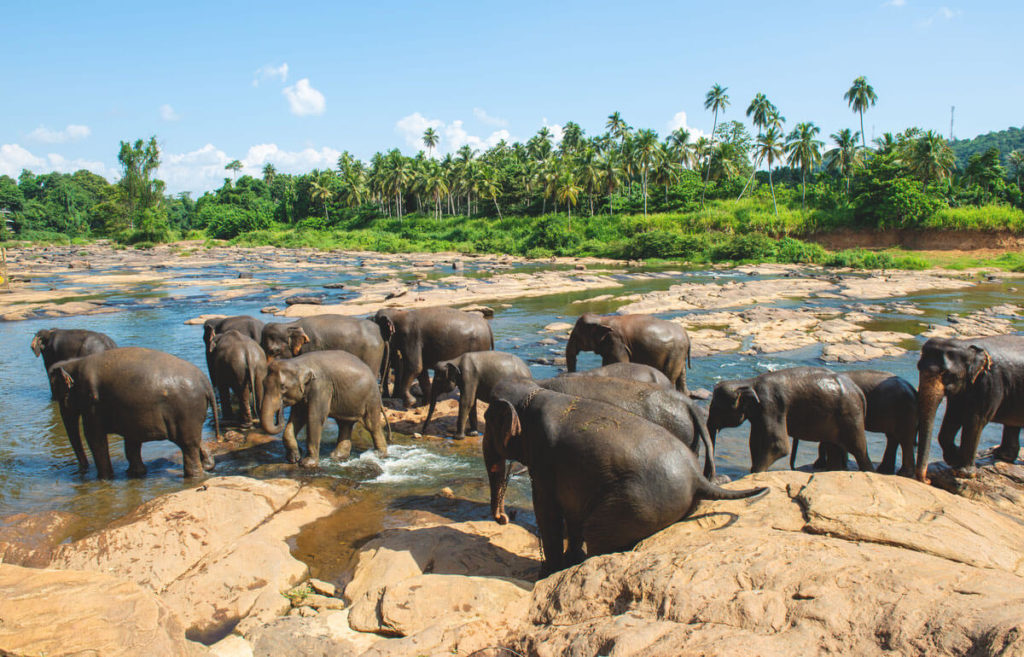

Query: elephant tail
left=688, top=403, right=716, bottom=481
left=206, top=381, right=222, bottom=441
left=380, top=342, right=391, bottom=397
left=695, top=477, right=769, bottom=502
left=381, top=403, right=393, bottom=445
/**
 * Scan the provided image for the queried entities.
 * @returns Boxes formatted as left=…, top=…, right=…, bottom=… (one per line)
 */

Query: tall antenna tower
left=950, top=106, right=955, bottom=141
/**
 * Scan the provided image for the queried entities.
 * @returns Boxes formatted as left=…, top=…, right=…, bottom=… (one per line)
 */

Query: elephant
left=32, top=329, right=117, bottom=396
left=483, top=379, right=767, bottom=576
left=260, top=351, right=392, bottom=468
left=374, top=307, right=494, bottom=408
left=564, top=362, right=673, bottom=387
left=421, top=351, right=532, bottom=439
left=537, top=375, right=718, bottom=480
left=707, top=367, right=871, bottom=473
left=790, top=370, right=918, bottom=476
left=915, top=335, right=1024, bottom=482
left=565, top=313, right=691, bottom=393
left=208, top=329, right=268, bottom=427
left=261, top=315, right=387, bottom=375
left=202, top=316, right=264, bottom=402
left=47, top=347, right=218, bottom=479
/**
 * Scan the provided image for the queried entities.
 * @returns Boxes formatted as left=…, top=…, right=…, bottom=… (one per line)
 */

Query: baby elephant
left=260, top=351, right=391, bottom=467
left=421, top=351, right=532, bottom=438
left=209, top=329, right=268, bottom=427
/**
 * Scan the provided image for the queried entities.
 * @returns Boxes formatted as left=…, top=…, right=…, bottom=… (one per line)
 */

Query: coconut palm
left=225, top=159, right=243, bottom=182
left=597, top=151, right=625, bottom=214
left=746, top=93, right=774, bottom=137
left=1010, top=150, right=1024, bottom=189
left=785, top=122, right=823, bottom=210
left=667, top=128, right=694, bottom=169
left=575, top=147, right=604, bottom=216
left=873, top=132, right=898, bottom=156
left=906, top=130, right=955, bottom=184
left=555, top=169, right=582, bottom=228
left=261, top=163, right=277, bottom=185
left=633, top=129, right=661, bottom=217
left=309, top=170, right=335, bottom=222
left=422, top=127, right=439, bottom=159
left=825, top=129, right=862, bottom=193
left=844, top=76, right=878, bottom=148
left=701, top=83, right=730, bottom=206
left=753, top=127, right=786, bottom=217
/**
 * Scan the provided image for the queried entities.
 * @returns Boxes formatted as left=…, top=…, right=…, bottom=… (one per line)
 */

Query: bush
left=199, top=204, right=272, bottom=239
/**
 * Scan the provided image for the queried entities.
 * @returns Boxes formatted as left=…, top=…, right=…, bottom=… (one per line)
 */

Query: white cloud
left=472, top=107, right=508, bottom=127
left=395, top=112, right=512, bottom=155
left=282, top=78, right=326, bottom=116
left=158, top=142, right=342, bottom=193
left=0, top=143, right=115, bottom=179
left=919, top=5, right=961, bottom=25
left=252, top=62, right=289, bottom=87
left=666, top=111, right=707, bottom=140
left=26, top=124, right=91, bottom=144
left=0, top=144, right=46, bottom=176
left=541, top=118, right=564, bottom=146
left=160, top=104, right=180, bottom=121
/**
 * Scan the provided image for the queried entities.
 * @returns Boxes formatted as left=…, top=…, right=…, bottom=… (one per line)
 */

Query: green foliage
left=198, top=203, right=272, bottom=239
left=922, top=205, right=1024, bottom=232
left=951, top=126, right=1024, bottom=169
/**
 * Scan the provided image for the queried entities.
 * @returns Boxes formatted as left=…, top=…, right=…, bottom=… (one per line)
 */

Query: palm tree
left=555, top=169, right=582, bottom=228
left=844, top=76, right=878, bottom=148
left=1010, top=150, right=1024, bottom=189
left=753, top=128, right=786, bottom=217
left=422, top=127, right=439, bottom=159
left=667, top=128, right=694, bottom=169
left=606, top=111, right=630, bottom=149
left=597, top=151, right=624, bottom=214
left=575, top=147, right=603, bottom=215
left=309, top=170, right=335, bottom=222
left=633, top=129, right=661, bottom=218
left=738, top=94, right=780, bottom=199
left=873, top=132, right=898, bottom=155
left=701, top=83, right=730, bottom=206
left=261, top=163, right=277, bottom=185
left=785, top=122, right=823, bottom=211
left=907, top=130, right=955, bottom=184
left=825, top=129, right=862, bottom=193
left=225, top=159, right=243, bottom=182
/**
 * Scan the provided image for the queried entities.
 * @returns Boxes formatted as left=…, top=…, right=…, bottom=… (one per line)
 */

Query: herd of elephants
left=30, top=306, right=1024, bottom=575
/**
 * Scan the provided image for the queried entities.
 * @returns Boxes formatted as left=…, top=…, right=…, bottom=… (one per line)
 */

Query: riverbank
left=2, top=452, right=1022, bottom=656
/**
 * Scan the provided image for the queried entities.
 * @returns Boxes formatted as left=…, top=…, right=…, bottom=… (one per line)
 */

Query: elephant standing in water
left=421, top=350, right=532, bottom=439
left=915, top=336, right=1024, bottom=482
left=374, top=307, right=493, bottom=408
left=707, top=367, right=871, bottom=473
left=565, top=313, right=691, bottom=394
left=260, top=351, right=391, bottom=467
left=260, top=315, right=387, bottom=376
left=484, top=379, right=767, bottom=576
left=208, top=329, right=268, bottom=427
left=32, top=329, right=117, bottom=397
left=48, top=347, right=218, bottom=479
left=202, top=316, right=264, bottom=405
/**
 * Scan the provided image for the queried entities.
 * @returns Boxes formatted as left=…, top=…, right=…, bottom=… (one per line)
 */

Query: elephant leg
left=844, top=429, right=874, bottom=472
left=330, top=421, right=353, bottom=461
left=953, top=414, right=991, bottom=476
left=299, top=402, right=328, bottom=468
left=564, top=517, right=586, bottom=567
left=531, top=475, right=565, bottom=577
left=455, top=382, right=477, bottom=439
left=398, top=355, right=422, bottom=408
left=812, top=442, right=830, bottom=470
left=83, top=416, right=114, bottom=480
left=61, top=410, right=89, bottom=473
left=239, top=380, right=253, bottom=428
left=366, top=410, right=388, bottom=456
left=878, top=432, right=899, bottom=474
left=936, top=410, right=963, bottom=466
left=217, top=383, right=233, bottom=423
left=200, top=443, right=216, bottom=472
left=468, top=398, right=480, bottom=436
left=282, top=404, right=307, bottom=464
left=416, top=370, right=431, bottom=405
left=994, top=425, right=1021, bottom=463
left=124, top=439, right=147, bottom=478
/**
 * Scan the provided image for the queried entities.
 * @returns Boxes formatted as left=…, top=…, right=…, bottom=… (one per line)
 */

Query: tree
left=906, top=130, right=955, bottom=184
left=738, top=94, right=779, bottom=199
left=825, top=129, right=863, bottom=193
left=844, top=76, right=878, bottom=149
left=785, top=122, right=823, bottom=210
left=422, top=127, right=439, bottom=158
left=262, top=163, right=277, bottom=185
left=633, top=129, right=661, bottom=217
left=753, top=127, right=786, bottom=217
left=701, top=83, right=730, bottom=206
left=1010, top=150, right=1024, bottom=189
left=117, top=136, right=161, bottom=230
left=225, top=160, right=243, bottom=182
left=309, top=171, right=335, bottom=222
left=554, top=169, right=581, bottom=228
left=667, top=128, right=694, bottom=170
left=606, top=112, right=629, bottom=147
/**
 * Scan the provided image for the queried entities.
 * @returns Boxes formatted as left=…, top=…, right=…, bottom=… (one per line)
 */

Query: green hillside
left=951, top=126, right=1024, bottom=169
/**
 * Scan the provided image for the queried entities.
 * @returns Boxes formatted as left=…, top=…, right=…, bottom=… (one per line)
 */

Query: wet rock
left=0, top=510, right=82, bottom=567
left=384, top=288, right=407, bottom=300
left=185, top=313, right=228, bottom=326
left=688, top=387, right=712, bottom=401
left=538, top=338, right=558, bottom=346
left=285, top=295, right=323, bottom=305
left=237, top=272, right=254, bottom=279
left=821, top=342, right=906, bottom=362
left=460, top=304, right=494, bottom=318
left=0, top=564, right=205, bottom=657
left=926, top=448, right=1024, bottom=524
left=260, top=306, right=281, bottom=314
left=543, top=321, right=574, bottom=333
left=574, top=264, right=586, bottom=270
left=452, top=260, right=463, bottom=271
left=323, top=282, right=346, bottom=289
left=67, top=259, right=91, bottom=269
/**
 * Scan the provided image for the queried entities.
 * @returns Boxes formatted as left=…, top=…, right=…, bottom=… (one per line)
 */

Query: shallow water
left=0, top=254, right=1019, bottom=550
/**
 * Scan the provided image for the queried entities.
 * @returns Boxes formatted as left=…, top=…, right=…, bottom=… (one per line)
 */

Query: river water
left=0, top=253, right=1018, bottom=551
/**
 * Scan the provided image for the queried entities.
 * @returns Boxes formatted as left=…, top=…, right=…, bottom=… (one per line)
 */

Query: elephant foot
left=941, top=446, right=960, bottom=466
left=329, top=443, right=352, bottom=461
left=127, top=464, right=148, bottom=478
left=298, top=455, right=320, bottom=469
left=993, top=447, right=1020, bottom=463
left=952, top=465, right=979, bottom=479
left=564, top=547, right=587, bottom=567
left=403, top=398, right=418, bottom=410
left=202, top=455, right=216, bottom=472
left=285, top=450, right=301, bottom=465
left=466, top=430, right=480, bottom=437
left=877, top=462, right=896, bottom=475
left=897, top=466, right=916, bottom=478
left=451, top=433, right=467, bottom=441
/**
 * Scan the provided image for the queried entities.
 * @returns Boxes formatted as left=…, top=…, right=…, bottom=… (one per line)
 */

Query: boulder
left=0, top=564, right=206, bottom=657
left=50, top=476, right=340, bottom=645
left=0, top=509, right=80, bottom=566
left=246, top=611, right=380, bottom=657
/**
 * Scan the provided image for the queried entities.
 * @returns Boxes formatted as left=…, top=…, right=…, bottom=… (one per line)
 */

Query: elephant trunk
left=59, top=405, right=89, bottom=473
left=565, top=332, right=579, bottom=372
left=421, top=378, right=442, bottom=435
left=260, top=385, right=286, bottom=434
left=916, top=370, right=944, bottom=483
left=483, top=434, right=510, bottom=524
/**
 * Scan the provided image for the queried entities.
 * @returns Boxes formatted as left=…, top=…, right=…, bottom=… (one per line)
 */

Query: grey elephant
left=916, top=335, right=1024, bottom=482
left=374, top=307, right=493, bottom=408
left=208, top=329, right=268, bottom=427
left=566, top=313, right=691, bottom=393
left=48, top=347, right=218, bottom=479
left=790, top=370, right=918, bottom=476
left=707, top=367, right=871, bottom=473
left=261, top=315, right=387, bottom=378
left=260, top=351, right=391, bottom=468
left=563, top=361, right=672, bottom=387
left=484, top=379, right=767, bottom=576
left=32, top=329, right=117, bottom=397
left=202, top=316, right=264, bottom=403
left=421, top=350, right=532, bottom=438
left=538, top=375, right=717, bottom=480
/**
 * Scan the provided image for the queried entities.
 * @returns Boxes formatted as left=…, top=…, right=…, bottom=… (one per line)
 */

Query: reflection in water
left=0, top=258, right=1018, bottom=543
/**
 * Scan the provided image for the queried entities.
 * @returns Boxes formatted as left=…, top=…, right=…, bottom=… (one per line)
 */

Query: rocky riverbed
left=1, top=451, right=1022, bottom=657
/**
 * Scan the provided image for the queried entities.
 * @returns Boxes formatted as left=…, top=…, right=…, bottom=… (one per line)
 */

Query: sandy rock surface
left=0, top=563, right=208, bottom=657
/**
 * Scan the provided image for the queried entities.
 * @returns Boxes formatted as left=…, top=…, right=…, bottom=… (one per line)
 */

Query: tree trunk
left=769, top=168, right=778, bottom=217
left=700, top=111, right=719, bottom=207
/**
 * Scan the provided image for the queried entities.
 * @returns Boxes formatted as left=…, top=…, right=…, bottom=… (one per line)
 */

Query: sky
left=1, top=0, right=1019, bottom=194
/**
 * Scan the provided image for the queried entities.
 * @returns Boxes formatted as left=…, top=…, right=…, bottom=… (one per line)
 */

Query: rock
left=574, top=264, right=586, bottom=270
left=285, top=294, right=323, bottom=305
left=349, top=573, right=530, bottom=636
left=503, top=471, right=1024, bottom=656
left=309, top=578, right=337, bottom=598
left=0, top=510, right=80, bottom=567
left=260, top=306, right=281, bottom=314
left=185, top=313, right=227, bottom=326
left=460, top=304, right=495, bottom=318
left=543, top=321, right=574, bottom=333
left=538, top=338, right=558, bottom=346
left=323, top=282, right=346, bottom=289
left=246, top=611, right=379, bottom=656
left=295, top=593, right=346, bottom=611
left=821, top=342, right=906, bottom=363
left=0, top=564, right=205, bottom=657
left=237, top=272, right=254, bottom=279
left=384, top=288, right=407, bottom=300
left=926, top=448, right=1024, bottom=524
left=50, top=476, right=340, bottom=645
left=68, top=259, right=91, bottom=269
left=209, top=634, right=254, bottom=657
left=688, top=387, right=712, bottom=401
left=439, top=487, right=456, bottom=499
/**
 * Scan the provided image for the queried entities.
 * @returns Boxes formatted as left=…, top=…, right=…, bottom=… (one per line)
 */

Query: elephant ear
left=597, top=329, right=630, bottom=358
left=288, top=327, right=310, bottom=356
left=31, top=334, right=44, bottom=357
left=207, top=332, right=221, bottom=354
left=301, top=369, right=316, bottom=392
left=203, top=323, right=217, bottom=347
left=734, top=385, right=760, bottom=411
left=376, top=315, right=396, bottom=342
left=485, top=400, right=522, bottom=448
left=967, top=345, right=992, bottom=384
left=445, top=362, right=462, bottom=385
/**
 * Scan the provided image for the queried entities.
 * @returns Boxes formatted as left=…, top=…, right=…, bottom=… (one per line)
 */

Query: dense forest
left=951, top=126, right=1024, bottom=170
left=2, top=79, right=1023, bottom=264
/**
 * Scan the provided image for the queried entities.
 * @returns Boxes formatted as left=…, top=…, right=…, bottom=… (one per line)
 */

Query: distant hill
left=950, top=126, right=1024, bottom=170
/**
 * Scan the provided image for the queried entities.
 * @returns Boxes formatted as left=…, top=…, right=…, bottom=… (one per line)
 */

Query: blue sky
left=1, top=0, right=1018, bottom=193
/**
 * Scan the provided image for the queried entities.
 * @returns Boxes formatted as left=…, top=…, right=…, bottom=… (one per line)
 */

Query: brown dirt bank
left=806, top=228, right=1024, bottom=251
